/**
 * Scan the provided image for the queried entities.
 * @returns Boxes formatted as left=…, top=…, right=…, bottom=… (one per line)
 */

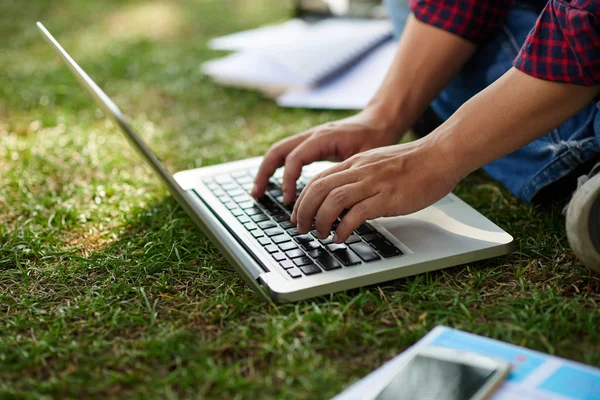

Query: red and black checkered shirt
left=409, top=0, right=600, bottom=86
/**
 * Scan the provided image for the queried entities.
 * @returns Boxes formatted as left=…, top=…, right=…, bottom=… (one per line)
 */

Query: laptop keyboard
left=200, top=170, right=404, bottom=279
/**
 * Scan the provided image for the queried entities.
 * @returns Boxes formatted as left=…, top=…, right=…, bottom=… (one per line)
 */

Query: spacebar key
left=369, top=238, right=403, bottom=258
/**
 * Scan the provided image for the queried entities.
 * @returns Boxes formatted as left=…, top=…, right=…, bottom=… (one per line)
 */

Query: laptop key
left=344, top=234, right=361, bottom=244
left=286, top=228, right=301, bottom=236
left=315, top=253, right=341, bottom=271
left=362, top=232, right=385, bottom=242
left=212, top=188, right=225, bottom=197
left=278, top=241, right=298, bottom=251
left=215, top=175, right=233, bottom=184
left=264, top=228, right=284, bottom=237
left=301, top=241, right=321, bottom=251
left=349, top=242, right=381, bottom=262
left=272, top=252, right=286, bottom=261
left=244, top=222, right=258, bottom=231
left=257, top=220, right=276, bottom=230
left=286, top=249, right=305, bottom=259
left=238, top=201, right=255, bottom=210
left=232, top=194, right=252, bottom=203
left=230, top=208, right=244, bottom=217
left=237, top=215, right=251, bottom=224
left=258, top=237, right=271, bottom=246
left=236, top=176, right=253, bottom=185
left=355, top=223, right=376, bottom=235
left=287, top=268, right=302, bottom=279
left=257, top=196, right=282, bottom=213
left=241, top=183, right=253, bottom=191
left=293, top=256, right=313, bottom=267
left=227, top=189, right=245, bottom=197
left=251, top=214, right=269, bottom=223
left=245, top=207, right=263, bottom=216
left=327, top=243, right=347, bottom=252
left=265, top=244, right=279, bottom=253
left=271, top=234, right=291, bottom=244
left=333, top=249, right=361, bottom=266
left=221, top=183, right=237, bottom=191
left=294, top=234, right=313, bottom=244
left=272, top=214, right=289, bottom=223
left=223, top=202, right=238, bottom=210
left=280, top=220, right=295, bottom=229
left=300, top=264, right=322, bottom=276
left=280, top=260, right=295, bottom=270
left=320, top=234, right=334, bottom=245
left=369, top=238, right=404, bottom=258
left=307, top=248, right=326, bottom=258
left=251, top=230, right=264, bottom=239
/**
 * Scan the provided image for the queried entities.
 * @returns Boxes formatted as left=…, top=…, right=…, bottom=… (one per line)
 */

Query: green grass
left=1, top=0, right=599, bottom=398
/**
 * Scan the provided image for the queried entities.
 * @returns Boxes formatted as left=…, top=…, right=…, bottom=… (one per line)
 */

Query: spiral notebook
left=202, top=18, right=393, bottom=93
left=277, top=38, right=396, bottom=110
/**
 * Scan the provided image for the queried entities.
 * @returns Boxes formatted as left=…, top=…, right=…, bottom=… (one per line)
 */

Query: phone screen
left=375, top=354, right=497, bottom=400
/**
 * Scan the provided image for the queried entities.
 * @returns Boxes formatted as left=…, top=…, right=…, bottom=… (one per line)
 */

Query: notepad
left=203, top=18, right=393, bottom=93
left=334, top=326, right=600, bottom=400
left=277, top=38, right=396, bottom=109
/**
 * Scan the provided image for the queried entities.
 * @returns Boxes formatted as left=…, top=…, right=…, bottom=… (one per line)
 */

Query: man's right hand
left=251, top=110, right=402, bottom=204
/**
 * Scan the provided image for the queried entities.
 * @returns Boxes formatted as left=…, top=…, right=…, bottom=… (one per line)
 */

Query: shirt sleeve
left=409, top=0, right=515, bottom=43
left=514, top=0, right=600, bottom=86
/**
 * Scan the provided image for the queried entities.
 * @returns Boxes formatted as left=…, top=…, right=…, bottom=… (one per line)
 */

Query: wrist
left=361, top=98, right=412, bottom=142
left=423, top=122, right=477, bottom=183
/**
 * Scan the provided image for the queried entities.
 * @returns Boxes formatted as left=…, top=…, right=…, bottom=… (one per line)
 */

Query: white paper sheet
left=277, top=39, right=396, bottom=110
left=208, top=19, right=308, bottom=51
left=202, top=51, right=305, bottom=94
left=206, top=19, right=392, bottom=88
left=333, top=326, right=600, bottom=400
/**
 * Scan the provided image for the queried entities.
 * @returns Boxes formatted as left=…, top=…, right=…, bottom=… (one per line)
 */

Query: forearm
left=365, top=14, right=476, bottom=136
left=431, top=68, right=600, bottom=179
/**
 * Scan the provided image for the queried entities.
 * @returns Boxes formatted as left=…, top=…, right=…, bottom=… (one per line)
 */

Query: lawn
left=1, top=0, right=599, bottom=398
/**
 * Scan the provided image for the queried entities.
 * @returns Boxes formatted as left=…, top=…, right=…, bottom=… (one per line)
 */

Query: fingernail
left=251, top=184, right=257, bottom=197
left=297, top=223, right=306, bottom=234
left=332, top=233, right=340, bottom=243
left=291, top=210, right=297, bottom=223
left=317, top=230, right=327, bottom=240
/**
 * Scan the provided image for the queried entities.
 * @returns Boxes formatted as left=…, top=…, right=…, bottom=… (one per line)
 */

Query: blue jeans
left=385, top=0, right=600, bottom=203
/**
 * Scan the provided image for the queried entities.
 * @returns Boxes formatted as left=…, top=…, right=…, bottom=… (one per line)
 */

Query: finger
left=252, top=134, right=307, bottom=198
left=333, top=194, right=381, bottom=243
left=314, top=182, right=374, bottom=238
left=291, top=161, right=351, bottom=223
left=282, top=135, right=332, bottom=205
left=294, top=170, right=358, bottom=234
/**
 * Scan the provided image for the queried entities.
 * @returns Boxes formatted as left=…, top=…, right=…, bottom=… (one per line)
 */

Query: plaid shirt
left=409, top=0, right=600, bottom=86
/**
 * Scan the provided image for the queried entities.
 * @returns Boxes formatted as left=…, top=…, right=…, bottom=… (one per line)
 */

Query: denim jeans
left=384, top=0, right=600, bottom=203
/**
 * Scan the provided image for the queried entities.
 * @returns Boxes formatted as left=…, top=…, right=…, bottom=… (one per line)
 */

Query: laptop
left=37, top=22, right=514, bottom=303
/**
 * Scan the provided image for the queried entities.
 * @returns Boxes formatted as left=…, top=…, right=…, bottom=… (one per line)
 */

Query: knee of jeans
left=383, top=0, right=409, bottom=39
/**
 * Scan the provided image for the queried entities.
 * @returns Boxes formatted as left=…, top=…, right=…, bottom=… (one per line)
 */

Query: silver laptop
left=37, top=22, right=514, bottom=303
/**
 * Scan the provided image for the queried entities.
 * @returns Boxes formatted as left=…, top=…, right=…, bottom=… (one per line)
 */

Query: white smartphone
left=373, top=346, right=511, bottom=400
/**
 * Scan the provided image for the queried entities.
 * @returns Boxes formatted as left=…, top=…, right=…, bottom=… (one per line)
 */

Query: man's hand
left=251, top=110, right=402, bottom=204
left=290, top=138, right=464, bottom=243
